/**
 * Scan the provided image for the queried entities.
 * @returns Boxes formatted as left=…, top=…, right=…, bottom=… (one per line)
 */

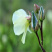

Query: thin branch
left=40, top=21, right=43, bottom=45
left=35, top=32, right=46, bottom=52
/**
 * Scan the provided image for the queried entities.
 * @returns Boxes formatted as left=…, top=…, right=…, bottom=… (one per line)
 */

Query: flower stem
left=35, top=32, right=46, bottom=52
left=40, top=21, right=43, bottom=45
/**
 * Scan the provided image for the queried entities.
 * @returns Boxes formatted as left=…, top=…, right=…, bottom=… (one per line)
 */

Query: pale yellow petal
left=21, top=32, right=26, bottom=44
left=27, top=27, right=32, bottom=33
left=12, top=9, right=29, bottom=35
left=14, top=24, right=25, bottom=35
left=12, top=9, right=28, bottom=24
left=21, top=21, right=29, bottom=44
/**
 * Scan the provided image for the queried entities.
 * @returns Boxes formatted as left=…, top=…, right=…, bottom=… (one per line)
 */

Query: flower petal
left=12, top=9, right=28, bottom=24
left=13, top=16, right=27, bottom=35
left=27, top=27, right=32, bottom=33
left=21, top=32, right=26, bottom=44
left=14, top=24, right=25, bottom=35
left=21, top=21, right=29, bottom=44
left=12, top=9, right=29, bottom=35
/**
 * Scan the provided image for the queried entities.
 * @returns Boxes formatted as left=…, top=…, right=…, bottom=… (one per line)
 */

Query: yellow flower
left=12, top=9, right=31, bottom=44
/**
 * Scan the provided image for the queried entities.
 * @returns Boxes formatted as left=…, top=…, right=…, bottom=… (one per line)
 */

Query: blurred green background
left=0, top=0, right=52, bottom=52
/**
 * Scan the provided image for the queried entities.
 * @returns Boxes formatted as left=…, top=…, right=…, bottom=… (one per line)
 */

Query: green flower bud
left=31, top=11, right=39, bottom=31
left=39, top=6, right=45, bottom=21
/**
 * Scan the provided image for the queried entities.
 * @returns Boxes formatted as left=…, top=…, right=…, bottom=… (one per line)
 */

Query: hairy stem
left=35, top=32, right=46, bottom=52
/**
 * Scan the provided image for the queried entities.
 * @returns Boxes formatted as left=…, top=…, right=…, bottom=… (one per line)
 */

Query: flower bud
left=39, top=6, right=45, bottom=21
left=31, top=11, right=39, bottom=31
left=34, top=4, right=40, bottom=13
